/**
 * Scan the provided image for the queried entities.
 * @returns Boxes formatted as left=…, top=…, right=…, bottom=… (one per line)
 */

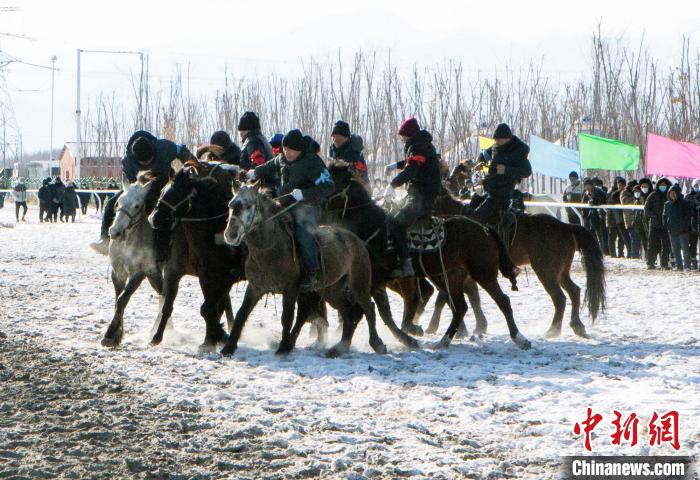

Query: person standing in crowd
left=606, top=177, right=630, bottom=258
left=51, top=177, right=66, bottom=222
left=686, top=179, right=700, bottom=269
left=563, top=171, right=583, bottom=224
left=592, top=177, right=609, bottom=255
left=38, top=178, right=52, bottom=222
left=663, top=184, right=693, bottom=271
left=328, top=120, right=369, bottom=186
left=637, top=178, right=653, bottom=258
left=12, top=179, right=28, bottom=222
left=620, top=180, right=641, bottom=259
left=582, top=178, right=606, bottom=249
left=645, top=177, right=672, bottom=269
left=62, top=182, right=79, bottom=222
left=208, top=130, right=242, bottom=165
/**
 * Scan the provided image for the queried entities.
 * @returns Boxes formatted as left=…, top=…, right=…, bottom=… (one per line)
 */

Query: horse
left=325, top=163, right=532, bottom=350
left=101, top=176, right=163, bottom=347
left=221, top=185, right=384, bottom=357
left=429, top=191, right=606, bottom=338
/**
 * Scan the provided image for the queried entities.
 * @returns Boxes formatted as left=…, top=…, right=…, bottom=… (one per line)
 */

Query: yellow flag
left=478, top=136, right=495, bottom=172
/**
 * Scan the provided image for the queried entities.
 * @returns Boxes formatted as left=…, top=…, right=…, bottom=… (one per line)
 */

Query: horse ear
left=171, top=159, right=184, bottom=173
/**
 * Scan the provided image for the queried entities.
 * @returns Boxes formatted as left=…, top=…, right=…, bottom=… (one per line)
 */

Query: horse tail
left=569, top=224, right=606, bottom=323
left=487, top=226, right=519, bottom=291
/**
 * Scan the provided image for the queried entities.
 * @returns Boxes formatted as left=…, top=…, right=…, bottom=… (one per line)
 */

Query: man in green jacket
left=246, top=129, right=334, bottom=291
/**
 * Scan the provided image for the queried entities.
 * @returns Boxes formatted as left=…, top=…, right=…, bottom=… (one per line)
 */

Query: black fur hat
left=237, top=111, right=261, bottom=131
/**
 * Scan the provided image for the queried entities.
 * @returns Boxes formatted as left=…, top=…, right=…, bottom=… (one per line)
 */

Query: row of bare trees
left=81, top=28, right=700, bottom=183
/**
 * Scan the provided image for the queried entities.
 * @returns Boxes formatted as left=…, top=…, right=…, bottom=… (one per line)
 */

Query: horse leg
left=150, top=271, right=181, bottom=346
left=291, top=293, right=327, bottom=346
left=409, top=278, right=434, bottom=336
left=426, top=290, right=447, bottom=335
left=223, top=294, right=234, bottom=333
left=327, top=300, right=361, bottom=358
left=400, top=280, right=424, bottom=337
left=101, top=272, right=145, bottom=347
left=465, top=278, right=487, bottom=336
left=561, top=273, right=588, bottom=338
left=221, top=285, right=263, bottom=356
left=538, top=272, right=567, bottom=339
left=102, top=270, right=125, bottom=346
left=479, top=277, right=531, bottom=350
left=373, top=288, right=419, bottom=349
left=360, top=298, right=387, bottom=354
left=433, top=274, right=468, bottom=349
left=276, top=291, right=299, bottom=355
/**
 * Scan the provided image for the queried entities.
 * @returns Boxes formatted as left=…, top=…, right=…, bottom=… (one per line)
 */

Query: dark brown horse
left=429, top=191, right=606, bottom=338
left=325, top=163, right=531, bottom=350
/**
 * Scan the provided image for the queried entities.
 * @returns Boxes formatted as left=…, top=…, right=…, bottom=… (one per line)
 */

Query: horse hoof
left=370, top=341, right=388, bottom=354
left=455, top=329, right=469, bottom=340
left=429, top=337, right=451, bottom=350
left=424, top=326, right=438, bottom=335
left=150, top=335, right=163, bottom=346
left=326, top=343, right=349, bottom=358
left=101, top=333, right=121, bottom=348
left=514, top=332, right=532, bottom=350
left=275, top=344, right=293, bottom=355
left=402, top=324, right=424, bottom=337
left=544, top=328, right=561, bottom=339
left=198, top=342, right=217, bottom=354
left=220, top=344, right=237, bottom=357
left=473, top=326, right=487, bottom=336
left=404, top=336, right=420, bottom=350
left=571, top=325, right=589, bottom=339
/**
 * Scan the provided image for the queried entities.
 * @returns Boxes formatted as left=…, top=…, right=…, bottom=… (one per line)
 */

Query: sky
left=0, top=0, right=698, bottom=154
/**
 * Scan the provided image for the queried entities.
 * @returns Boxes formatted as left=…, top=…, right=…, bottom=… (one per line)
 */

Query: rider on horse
left=383, top=117, right=442, bottom=278
left=328, top=120, right=369, bottom=187
left=237, top=111, right=279, bottom=190
left=90, top=130, right=193, bottom=257
left=208, top=130, right=242, bottom=165
left=471, top=123, right=532, bottom=225
left=246, top=129, right=334, bottom=292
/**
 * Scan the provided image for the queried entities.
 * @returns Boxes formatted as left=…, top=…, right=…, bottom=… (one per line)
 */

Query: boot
left=391, top=257, right=415, bottom=278
left=90, top=237, right=110, bottom=256
left=300, top=271, right=320, bottom=293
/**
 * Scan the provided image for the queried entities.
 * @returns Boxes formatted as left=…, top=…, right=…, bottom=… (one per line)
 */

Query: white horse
left=101, top=176, right=164, bottom=347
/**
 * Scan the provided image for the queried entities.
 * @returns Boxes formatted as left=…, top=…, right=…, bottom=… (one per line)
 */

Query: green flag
left=578, top=133, right=640, bottom=171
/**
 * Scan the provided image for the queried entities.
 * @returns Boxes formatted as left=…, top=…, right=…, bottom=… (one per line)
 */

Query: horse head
left=224, top=185, right=262, bottom=247
left=149, top=166, right=195, bottom=229
left=110, top=175, right=152, bottom=241
left=327, top=161, right=354, bottom=191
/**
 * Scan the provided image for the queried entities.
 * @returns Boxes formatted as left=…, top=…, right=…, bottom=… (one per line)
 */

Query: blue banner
left=529, top=135, right=581, bottom=179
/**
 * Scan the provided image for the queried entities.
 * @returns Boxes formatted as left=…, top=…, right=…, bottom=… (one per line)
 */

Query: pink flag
left=646, top=132, right=700, bottom=179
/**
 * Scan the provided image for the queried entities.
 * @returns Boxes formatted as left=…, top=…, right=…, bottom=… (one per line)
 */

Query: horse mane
left=328, top=161, right=372, bottom=203
left=196, top=144, right=224, bottom=160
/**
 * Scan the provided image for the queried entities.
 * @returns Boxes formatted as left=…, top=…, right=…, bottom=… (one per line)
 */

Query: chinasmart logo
left=561, top=407, right=696, bottom=479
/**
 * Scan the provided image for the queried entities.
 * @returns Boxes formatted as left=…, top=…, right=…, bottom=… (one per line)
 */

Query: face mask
left=659, top=186, right=667, bottom=193
left=641, top=187, right=649, bottom=194
left=634, top=192, right=641, bottom=199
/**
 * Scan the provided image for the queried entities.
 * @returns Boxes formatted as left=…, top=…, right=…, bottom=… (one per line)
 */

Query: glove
left=291, top=189, right=304, bottom=201
left=383, top=185, right=395, bottom=199
left=384, top=162, right=399, bottom=176
left=246, top=170, right=256, bottom=181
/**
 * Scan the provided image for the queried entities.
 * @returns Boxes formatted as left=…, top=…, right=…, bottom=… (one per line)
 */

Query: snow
left=1, top=206, right=699, bottom=478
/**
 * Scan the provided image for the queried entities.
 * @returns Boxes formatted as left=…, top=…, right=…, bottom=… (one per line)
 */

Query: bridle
left=117, top=203, right=145, bottom=232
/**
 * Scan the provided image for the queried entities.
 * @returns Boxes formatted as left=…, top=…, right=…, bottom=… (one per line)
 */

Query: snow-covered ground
left=1, top=205, right=698, bottom=479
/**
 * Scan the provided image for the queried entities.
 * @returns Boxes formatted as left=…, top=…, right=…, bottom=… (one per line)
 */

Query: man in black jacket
left=472, top=123, right=532, bottom=224
left=208, top=130, right=242, bottom=165
left=582, top=178, right=606, bottom=249
left=38, top=178, right=52, bottom=222
left=644, top=177, right=672, bottom=269
left=90, top=130, right=193, bottom=256
left=383, top=117, right=442, bottom=278
left=248, top=129, right=334, bottom=291
left=606, top=177, right=630, bottom=258
left=328, top=120, right=369, bottom=186
left=237, top=112, right=277, bottom=189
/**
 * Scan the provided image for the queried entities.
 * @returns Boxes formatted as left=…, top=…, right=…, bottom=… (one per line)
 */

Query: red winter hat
left=398, top=117, right=420, bottom=137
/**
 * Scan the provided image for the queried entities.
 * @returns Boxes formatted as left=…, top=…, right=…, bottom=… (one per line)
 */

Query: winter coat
left=220, top=143, right=242, bottom=165
left=563, top=181, right=584, bottom=203
left=644, top=189, right=669, bottom=231
left=122, top=130, right=190, bottom=183
left=480, top=135, right=532, bottom=198
left=62, top=186, right=79, bottom=215
left=51, top=182, right=66, bottom=206
left=605, top=188, right=625, bottom=227
left=662, top=187, right=693, bottom=235
left=240, top=130, right=274, bottom=170
left=391, top=130, right=442, bottom=198
left=254, top=151, right=334, bottom=207
left=582, top=187, right=606, bottom=221
left=38, top=183, right=52, bottom=204
left=328, top=135, right=369, bottom=184
left=620, top=189, right=644, bottom=230
left=11, top=184, right=27, bottom=203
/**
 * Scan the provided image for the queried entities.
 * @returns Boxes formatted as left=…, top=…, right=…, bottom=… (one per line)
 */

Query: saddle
left=406, top=217, right=447, bottom=252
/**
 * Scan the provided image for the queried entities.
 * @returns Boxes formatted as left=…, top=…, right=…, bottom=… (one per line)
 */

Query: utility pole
left=49, top=55, right=56, bottom=176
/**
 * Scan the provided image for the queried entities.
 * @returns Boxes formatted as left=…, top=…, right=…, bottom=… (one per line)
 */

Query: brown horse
left=429, top=191, right=606, bottom=338
left=325, top=163, right=531, bottom=350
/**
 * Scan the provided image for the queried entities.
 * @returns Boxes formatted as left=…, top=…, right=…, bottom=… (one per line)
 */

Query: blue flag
left=529, top=135, right=581, bottom=179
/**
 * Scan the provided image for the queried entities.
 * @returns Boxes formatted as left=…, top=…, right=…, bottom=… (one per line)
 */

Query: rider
left=208, top=130, right=242, bottom=164
left=328, top=120, right=369, bottom=187
left=237, top=112, right=277, bottom=189
left=472, top=123, right=532, bottom=225
left=383, top=117, right=442, bottom=278
left=269, top=133, right=284, bottom=156
left=90, top=130, right=193, bottom=257
left=246, top=129, right=334, bottom=292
